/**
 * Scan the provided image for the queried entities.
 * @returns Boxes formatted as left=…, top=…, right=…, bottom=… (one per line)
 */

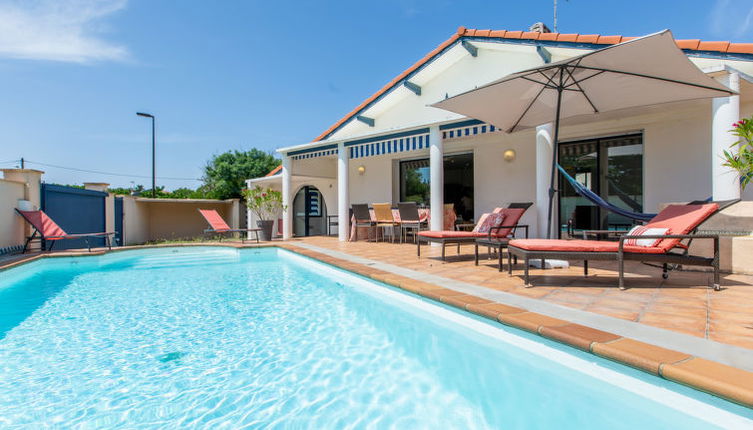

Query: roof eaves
left=313, top=27, right=753, bottom=142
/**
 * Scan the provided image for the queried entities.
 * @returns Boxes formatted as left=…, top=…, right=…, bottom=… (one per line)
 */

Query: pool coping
left=2, top=241, right=752, bottom=409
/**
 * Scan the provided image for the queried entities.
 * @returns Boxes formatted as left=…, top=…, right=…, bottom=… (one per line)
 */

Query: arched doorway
left=292, top=185, right=327, bottom=236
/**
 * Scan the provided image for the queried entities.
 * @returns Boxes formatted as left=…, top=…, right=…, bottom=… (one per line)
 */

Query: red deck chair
left=507, top=203, right=726, bottom=290
left=198, top=209, right=261, bottom=243
left=15, top=209, right=114, bottom=253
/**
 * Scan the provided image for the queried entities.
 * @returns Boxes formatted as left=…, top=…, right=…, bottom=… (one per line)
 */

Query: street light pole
left=136, top=112, right=156, bottom=197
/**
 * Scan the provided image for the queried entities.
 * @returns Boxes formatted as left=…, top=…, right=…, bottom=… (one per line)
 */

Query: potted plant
left=242, top=185, right=286, bottom=241
left=723, top=117, right=753, bottom=190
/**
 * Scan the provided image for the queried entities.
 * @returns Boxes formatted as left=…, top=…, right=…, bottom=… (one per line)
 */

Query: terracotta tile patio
left=296, top=236, right=753, bottom=351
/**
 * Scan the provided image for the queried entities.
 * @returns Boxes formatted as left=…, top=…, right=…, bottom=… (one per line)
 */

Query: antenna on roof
left=553, top=0, right=568, bottom=33
left=553, top=0, right=558, bottom=32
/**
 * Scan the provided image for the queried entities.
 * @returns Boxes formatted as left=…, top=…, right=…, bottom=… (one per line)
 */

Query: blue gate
left=41, top=184, right=107, bottom=250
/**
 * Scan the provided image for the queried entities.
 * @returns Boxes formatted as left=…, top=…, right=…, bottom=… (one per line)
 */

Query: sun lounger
left=506, top=202, right=730, bottom=290
left=15, top=209, right=115, bottom=252
left=199, top=209, right=260, bottom=243
left=417, top=202, right=532, bottom=260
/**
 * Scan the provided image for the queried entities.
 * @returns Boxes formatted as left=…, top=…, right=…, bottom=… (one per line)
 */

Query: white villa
left=247, top=26, right=753, bottom=271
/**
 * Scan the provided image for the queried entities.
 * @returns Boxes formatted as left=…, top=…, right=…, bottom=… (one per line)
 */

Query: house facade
left=247, top=27, right=753, bottom=263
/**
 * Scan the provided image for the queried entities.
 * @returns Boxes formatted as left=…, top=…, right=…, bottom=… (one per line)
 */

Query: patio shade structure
left=432, top=30, right=736, bottom=238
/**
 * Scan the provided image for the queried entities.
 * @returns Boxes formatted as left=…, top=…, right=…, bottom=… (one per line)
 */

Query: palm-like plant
left=722, top=118, right=753, bottom=190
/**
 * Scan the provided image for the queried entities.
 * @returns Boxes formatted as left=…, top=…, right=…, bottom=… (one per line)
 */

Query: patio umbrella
left=432, top=30, right=735, bottom=238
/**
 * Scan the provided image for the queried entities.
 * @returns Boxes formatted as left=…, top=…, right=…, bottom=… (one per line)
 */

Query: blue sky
left=0, top=0, right=752, bottom=189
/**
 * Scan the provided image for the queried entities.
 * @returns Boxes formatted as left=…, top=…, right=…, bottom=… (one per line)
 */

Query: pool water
left=0, top=247, right=750, bottom=429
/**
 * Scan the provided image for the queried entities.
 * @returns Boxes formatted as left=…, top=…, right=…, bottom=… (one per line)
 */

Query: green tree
left=202, top=149, right=280, bottom=200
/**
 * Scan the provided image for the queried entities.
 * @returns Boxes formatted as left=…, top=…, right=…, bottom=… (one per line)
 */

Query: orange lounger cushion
left=644, top=203, right=718, bottom=252
left=508, top=239, right=666, bottom=254
left=418, top=231, right=487, bottom=239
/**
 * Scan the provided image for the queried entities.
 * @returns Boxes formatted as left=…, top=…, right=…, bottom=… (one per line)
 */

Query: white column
left=429, top=126, right=444, bottom=232
left=281, top=155, right=293, bottom=240
left=337, top=142, right=350, bottom=241
left=536, top=123, right=554, bottom=238
left=712, top=71, right=741, bottom=201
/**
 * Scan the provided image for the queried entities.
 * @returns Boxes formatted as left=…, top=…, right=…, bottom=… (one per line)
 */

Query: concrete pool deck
left=2, top=238, right=752, bottom=408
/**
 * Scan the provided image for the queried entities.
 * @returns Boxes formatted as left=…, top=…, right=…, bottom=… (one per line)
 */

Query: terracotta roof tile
left=557, top=33, right=579, bottom=42
left=729, top=43, right=753, bottom=54
left=698, top=41, right=730, bottom=52
left=313, top=27, right=753, bottom=142
left=576, top=34, right=600, bottom=44
left=537, top=32, right=560, bottom=41
left=596, top=35, right=622, bottom=44
left=676, top=39, right=701, bottom=50
left=265, top=165, right=282, bottom=177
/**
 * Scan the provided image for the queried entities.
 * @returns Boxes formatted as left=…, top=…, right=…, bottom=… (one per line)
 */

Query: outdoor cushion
left=418, top=230, right=487, bottom=239
left=494, top=208, right=526, bottom=237
left=643, top=203, right=718, bottom=252
left=473, top=213, right=505, bottom=234
left=624, top=226, right=670, bottom=247
left=508, top=239, right=666, bottom=254
left=199, top=209, right=231, bottom=231
left=17, top=210, right=67, bottom=238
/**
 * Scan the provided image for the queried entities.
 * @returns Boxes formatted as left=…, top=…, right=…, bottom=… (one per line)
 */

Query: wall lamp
left=357, top=165, right=366, bottom=175
left=503, top=149, right=516, bottom=162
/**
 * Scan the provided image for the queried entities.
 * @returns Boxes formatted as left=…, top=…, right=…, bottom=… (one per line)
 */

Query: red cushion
left=644, top=203, right=718, bottom=251
left=418, top=231, right=486, bottom=239
left=508, top=239, right=666, bottom=254
left=494, top=208, right=526, bottom=237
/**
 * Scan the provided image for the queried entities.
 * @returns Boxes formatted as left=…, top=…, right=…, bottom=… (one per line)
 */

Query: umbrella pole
left=546, top=83, right=564, bottom=239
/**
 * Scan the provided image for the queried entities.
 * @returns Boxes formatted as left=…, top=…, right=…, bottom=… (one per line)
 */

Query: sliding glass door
left=399, top=152, right=474, bottom=222
left=558, top=134, right=643, bottom=235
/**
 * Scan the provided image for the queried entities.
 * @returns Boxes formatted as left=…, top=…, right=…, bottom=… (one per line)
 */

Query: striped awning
left=289, top=120, right=500, bottom=161
left=291, top=147, right=338, bottom=161
left=349, top=132, right=430, bottom=159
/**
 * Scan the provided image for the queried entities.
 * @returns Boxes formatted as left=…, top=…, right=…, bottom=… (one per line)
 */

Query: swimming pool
left=0, top=247, right=750, bottom=428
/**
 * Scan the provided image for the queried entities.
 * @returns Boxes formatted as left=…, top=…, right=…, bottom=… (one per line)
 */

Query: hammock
left=557, top=165, right=656, bottom=222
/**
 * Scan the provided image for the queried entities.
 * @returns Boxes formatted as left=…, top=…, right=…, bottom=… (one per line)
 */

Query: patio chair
left=474, top=202, right=534, bottom=271
left=506, top=202, right=730, bottom=290
left=373, top=203, right=398, bottom=242
left=352, top=204, right=376, bottom=241
left=397, top=202, right=425, bottom=243
left=198, top=209, right=260, bottom=243
left=417, top=203, right=532, bottom=260
left=15, top=209, right=115, bottom=253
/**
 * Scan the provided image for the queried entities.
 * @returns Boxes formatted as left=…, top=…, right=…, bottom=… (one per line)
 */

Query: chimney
left=529, top=22, right=552, bottom=33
